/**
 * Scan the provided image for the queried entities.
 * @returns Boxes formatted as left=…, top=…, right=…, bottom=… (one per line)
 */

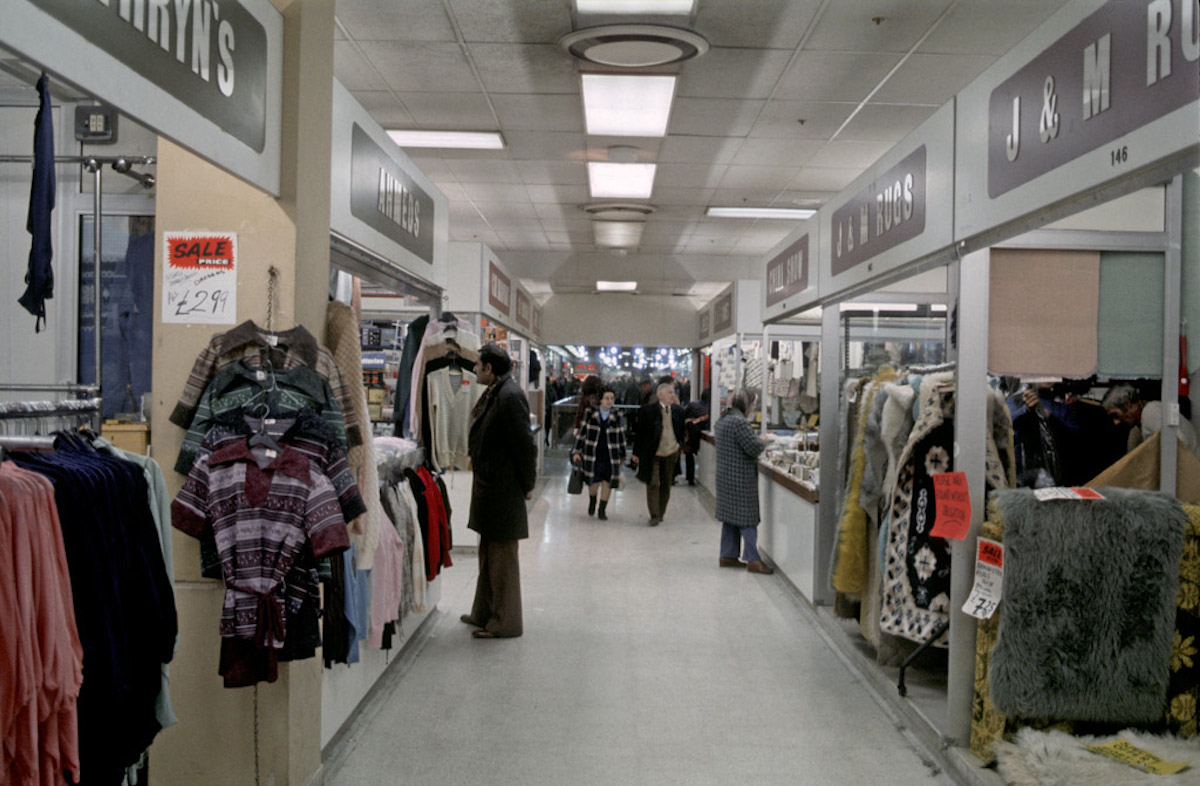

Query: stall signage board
left=488, top=261, right=512, bottom=317
left=515, top=288, right=532, bottom=329
left=698, top=308, right=711, bottom=342
left=4, top=0, right=283, bottom=195
left=532, top=306, right=542, bottom=338
left=765, top=234, right=810, bottom=307
left=956, top=0, right=1200, bottom=242
left=763, top=221, right=821, bottom=322
left=349, top=124, right=435, bottom=265
left=162, top=231, right=237, bottom=325
left=711, top=291, right=735, bottom=337
left=819, top=102, right=955, bottom=301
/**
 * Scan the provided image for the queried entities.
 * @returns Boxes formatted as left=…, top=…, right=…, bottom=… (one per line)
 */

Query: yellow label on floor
left=1084, top=740, right=1191, bottom=775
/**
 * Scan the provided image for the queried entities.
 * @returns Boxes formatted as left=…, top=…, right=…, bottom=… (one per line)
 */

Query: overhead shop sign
left=957, top=0, right=1200, bottom=242
left=532, top=307, right=542, bottom=338
left=350, top=124, right=435, bottom=265
left=6, top=0, right=282, bottom=195
left=698, top=308, right=711, bottom=342
left=488, top=261, right=511, bottom=317
left=765, top=234, right=810, bottom=308
left=515, top=288, right=532, bottom=330
left=820, top=102, right=955, bottom=300
left=712, top=291, right=734, bottom=335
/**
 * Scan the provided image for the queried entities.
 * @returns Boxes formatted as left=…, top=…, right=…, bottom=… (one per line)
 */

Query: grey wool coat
left=468, top=374, right=538, bottom=541
left=715, top=409, right=766, bottom=528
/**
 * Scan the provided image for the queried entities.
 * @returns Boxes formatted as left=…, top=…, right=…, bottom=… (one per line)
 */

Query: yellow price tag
left=1084, top=740, right=1191, bottom=775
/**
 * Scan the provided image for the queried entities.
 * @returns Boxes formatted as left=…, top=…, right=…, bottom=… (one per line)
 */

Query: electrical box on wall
left=74, top=105, right=117, bottom=144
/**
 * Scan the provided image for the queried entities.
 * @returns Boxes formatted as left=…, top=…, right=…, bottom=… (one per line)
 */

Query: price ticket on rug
left=1084, top=740, right=1190, bottom=775
left=962, top=537, right=1003, bottom=620
left=1033, top=487, right=1105, bottom=502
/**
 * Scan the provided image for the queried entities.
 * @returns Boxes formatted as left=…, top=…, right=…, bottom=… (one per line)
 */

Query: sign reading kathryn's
left=162, top=231, right=237, bottom=325
left=31, top=0, right=269, bottom=152
left=713, top=293, right=734, bottom=333
left=515, top=289, right=531, bottom=329
left=831, top=146, right=927, bottom=277
left=989, top=0, right=1200, bottom=198
left=488, top=261, right=511, bottom=316
left=350, top=125, right=435, bottom=265
left=699, top=309, right=711, bottom=340
left=765, top=235, right=809, bottom=308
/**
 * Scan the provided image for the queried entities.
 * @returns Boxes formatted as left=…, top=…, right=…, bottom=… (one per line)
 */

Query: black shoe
left=588, top=496, right=597, bottom=516
left=649, top=517, right=660, bottom=527
left=597, top=501, right=608, bottom=520
left=688, top=479, right=696, bottom=486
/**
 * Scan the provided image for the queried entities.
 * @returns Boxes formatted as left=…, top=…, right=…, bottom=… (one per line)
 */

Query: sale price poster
left=163, top=232, right=237, bottom=325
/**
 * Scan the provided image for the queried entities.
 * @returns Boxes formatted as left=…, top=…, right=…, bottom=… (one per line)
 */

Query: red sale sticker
left=930, top=471, right=971, bottom=540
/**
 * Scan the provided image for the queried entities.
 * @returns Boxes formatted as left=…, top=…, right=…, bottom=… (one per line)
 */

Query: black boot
left=588, top=495, right=597, bottom=516
left=597, top=500, right=608, bottom=520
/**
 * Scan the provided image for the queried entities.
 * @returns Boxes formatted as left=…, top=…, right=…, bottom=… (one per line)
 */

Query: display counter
left=758, top=461, right=820, bottom=604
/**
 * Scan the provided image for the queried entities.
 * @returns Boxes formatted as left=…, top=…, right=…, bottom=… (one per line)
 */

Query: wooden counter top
left=757, top=461, right=819, bottom=504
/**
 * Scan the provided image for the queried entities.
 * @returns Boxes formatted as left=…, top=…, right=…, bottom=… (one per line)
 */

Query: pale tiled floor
left=325, top=474, right=955, bottom=785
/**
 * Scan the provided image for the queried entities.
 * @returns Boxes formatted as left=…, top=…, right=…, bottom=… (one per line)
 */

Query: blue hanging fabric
left=18, top=73, right=56, bottom=332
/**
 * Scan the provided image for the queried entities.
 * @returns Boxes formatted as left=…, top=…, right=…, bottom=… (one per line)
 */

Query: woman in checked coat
left=715, top=389, right=773, bottom=574
left=572, top=387, right=628, bottom=520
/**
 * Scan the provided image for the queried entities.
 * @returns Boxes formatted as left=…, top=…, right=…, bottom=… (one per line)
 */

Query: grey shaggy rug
left=994, top=727, right=1200, bottom=785
left=989, top=488, right=1186, bottom=723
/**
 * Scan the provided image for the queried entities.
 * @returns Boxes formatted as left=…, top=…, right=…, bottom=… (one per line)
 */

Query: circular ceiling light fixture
left=559, top=25, right=709, bottom=68
left=581, top=203, right=657, bottom=221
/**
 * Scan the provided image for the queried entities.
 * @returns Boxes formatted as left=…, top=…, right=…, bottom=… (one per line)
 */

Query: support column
left=948, top=248, right=990, bottom=745
left=1161, top=175, right=1184, bottom=495
left=814, top=304, right=841, bottom=606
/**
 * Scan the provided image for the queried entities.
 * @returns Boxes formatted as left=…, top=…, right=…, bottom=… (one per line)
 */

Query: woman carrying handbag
left=572, top=387, right=628, bottom=520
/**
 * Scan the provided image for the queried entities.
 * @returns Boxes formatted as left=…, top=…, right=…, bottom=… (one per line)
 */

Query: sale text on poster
left=163, top=232, right=238, bottom=325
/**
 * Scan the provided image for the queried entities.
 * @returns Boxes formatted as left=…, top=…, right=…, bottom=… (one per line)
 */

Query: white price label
left=1033, top=487, right=1105, bottom=502
left=962, top=538, right=1004, bottom=620
left=162, top=232, right=237, bottom=325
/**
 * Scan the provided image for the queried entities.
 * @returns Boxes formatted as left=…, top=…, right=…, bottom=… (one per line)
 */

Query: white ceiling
left=334, top=0, right=1069, bottom=302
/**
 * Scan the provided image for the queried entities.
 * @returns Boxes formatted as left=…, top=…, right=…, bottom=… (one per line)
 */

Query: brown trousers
left=646, top=452, right=679, bottom=520
left=470, top=537, right=523, bottom=637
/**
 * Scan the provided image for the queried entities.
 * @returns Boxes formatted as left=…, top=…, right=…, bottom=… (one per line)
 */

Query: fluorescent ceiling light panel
left=931, top=304, right=948, bottom=312
left=706, top=207, right=816, bottom=219
left=576, top=0, right=694, bottom=13
left=385, top=130, right=504, bottom=149
left=582, top=74, right=676, bottom=137
left=588, top=162, right=657, bottom=198
left=839, top=302, right=919, bottom=312
left=593, top=221, right=646, bottom=248
left=596, top=280, right=638, bottom=292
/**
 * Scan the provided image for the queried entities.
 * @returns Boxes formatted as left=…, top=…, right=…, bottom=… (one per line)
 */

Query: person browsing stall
left=715, top=390, right=772, bottom=574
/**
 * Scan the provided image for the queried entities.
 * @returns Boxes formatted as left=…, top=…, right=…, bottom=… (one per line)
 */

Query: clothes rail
left=0, top=398, right=102, bottom=435
left=0, top=383, right=98, bottom=395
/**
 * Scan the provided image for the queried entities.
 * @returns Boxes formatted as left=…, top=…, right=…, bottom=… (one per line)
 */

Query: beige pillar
left=149, top=1, right=334, bottom=783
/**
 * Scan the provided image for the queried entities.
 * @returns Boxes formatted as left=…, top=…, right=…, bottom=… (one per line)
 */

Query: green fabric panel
left=1098, top=251, right=1164, bottom=378
left=1182, top=172, right=1200, bottom=373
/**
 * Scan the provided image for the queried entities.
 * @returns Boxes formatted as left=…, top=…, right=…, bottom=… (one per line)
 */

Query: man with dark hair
left=634, top=381, right=686, bottom=526
left=462, top=343, right=537, bottom=639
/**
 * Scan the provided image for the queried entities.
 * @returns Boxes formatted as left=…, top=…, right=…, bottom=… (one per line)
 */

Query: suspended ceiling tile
left=481, top=218, right=544, bottom=233
left=434, top=182, right=470, bottom=202
left=791, top=167, right=864, bottom=192
left=470, top=200, right=541, bottom=220
left=545, top=231, right=576, bottom=245
left=771, top=190, right=833, bottom=208
left=811, top=140, right=893, bottom=170
left=870, top=53, right=996, bottom=106
left=669, top=98, right=765, bottom=138
left=774, top=51, right=902, bottom=102
left=534, top=203, right=583, bottom=223
left=460, top=182, right=532, bottom=203
left=445, top=159, right=522, bottom=184
left=334, top=1, right=455, bottom=42
left=506, top=131, right=588, bottom=161
left=677, top=47, right=794, bottom=100
left=449, top=0, right=572, bottom=44
left=469, top=43, right=580, bottom=95
left=491, top=94, right=585, bottom=132
left=730, top=138, right=825, bottom=167
left=391, top=91, right=496, bottom=130
left=350, top=90, right=415, bottom=128
left=655, top=163, right=728, bottom=189
left=837, top=103, right=937, bottom=143
left=519, top=161, right=589, bottom=186
left=651, top=204, right=707, bottom=220
left=658, top=135, right=742, bottom=165
left=525, top=183, right=590, bottom=205
left=919, top=0, right=1070, bottom=56
left=333, top=42, right=389, bottom=91
left=693, top=0, right=822, bottom=48
left=748, top=100, right=856, bottom=139
left=406, top=155, right=455, bottom=180
left=358, top=41, right=478, bottom=93
left=653, top=187, right=717, bottom=206
left=718, top=165, right=801, bottom=191
left=498, top=231, right=549, bottom=248
left=804, top=0, right=954, bottom=53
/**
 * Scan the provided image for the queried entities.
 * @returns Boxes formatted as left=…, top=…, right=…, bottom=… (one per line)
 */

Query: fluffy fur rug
left=989, top=488, right=1187, bottom=722
left=994, top=727, right=1200, bottom=785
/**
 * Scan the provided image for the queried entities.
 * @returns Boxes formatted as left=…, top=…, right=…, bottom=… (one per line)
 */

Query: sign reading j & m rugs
left=162, top=232, right=238, bottom=325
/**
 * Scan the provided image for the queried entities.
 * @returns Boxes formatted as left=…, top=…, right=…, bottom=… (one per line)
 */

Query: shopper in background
left=463, top=344, right=537, bottom=639
left=1103, top=383, right=1199, bottom=456
left=657, top=375, right=684, bottom=483
left=715, top=389, right=772, bottom=574
left=573, top=375, right=603, bottom=439
left=638, top=377, right=656, bottom=407
left=572, top=387, right=628, bottom=521
left=683, top=388, right=711, bottom=486
left=634, top=381, right=685, bottom=526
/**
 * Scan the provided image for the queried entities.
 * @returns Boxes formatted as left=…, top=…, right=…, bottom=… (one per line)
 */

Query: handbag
left=568, top=466, right=585, bottom=495
left=610, top=471, right=621, bottom=490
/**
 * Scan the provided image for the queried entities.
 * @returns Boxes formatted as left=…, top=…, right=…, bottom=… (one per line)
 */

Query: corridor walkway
left=325, top=474, right=955, bottom=785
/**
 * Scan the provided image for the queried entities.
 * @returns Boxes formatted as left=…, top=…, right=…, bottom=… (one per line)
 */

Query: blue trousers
left=720, top=523, right=760, bottom=562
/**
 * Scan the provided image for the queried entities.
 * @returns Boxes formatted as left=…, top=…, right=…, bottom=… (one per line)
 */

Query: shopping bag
left=568, top=467, right=585, bottom=495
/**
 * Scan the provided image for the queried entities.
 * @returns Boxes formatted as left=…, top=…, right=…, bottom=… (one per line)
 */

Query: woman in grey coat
left=715, top=390, right=773, bottom=574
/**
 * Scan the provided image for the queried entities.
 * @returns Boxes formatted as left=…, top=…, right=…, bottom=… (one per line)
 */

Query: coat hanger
left=247, top=402, right=282, bottom=453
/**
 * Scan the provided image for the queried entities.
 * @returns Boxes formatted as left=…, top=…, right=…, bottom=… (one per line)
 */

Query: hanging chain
left=253, top=684, right=261, bottom=786
left=266, top=266, right=279, bottom=333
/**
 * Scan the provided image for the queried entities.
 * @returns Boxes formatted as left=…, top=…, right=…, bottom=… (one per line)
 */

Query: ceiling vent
left=559, top=25, right=708, bottom=68
left=581, top=203, right=656, bottom=221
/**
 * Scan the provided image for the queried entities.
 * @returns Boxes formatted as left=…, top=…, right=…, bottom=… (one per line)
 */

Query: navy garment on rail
left=11, top=443, right=177, bottom=785
left=18, top=73, right=56, bottom=332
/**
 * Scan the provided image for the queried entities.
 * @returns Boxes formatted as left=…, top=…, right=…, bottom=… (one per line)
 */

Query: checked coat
left=572, top=407, right=628, bottom=484
left=714, top=409, right=766, bottom=528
